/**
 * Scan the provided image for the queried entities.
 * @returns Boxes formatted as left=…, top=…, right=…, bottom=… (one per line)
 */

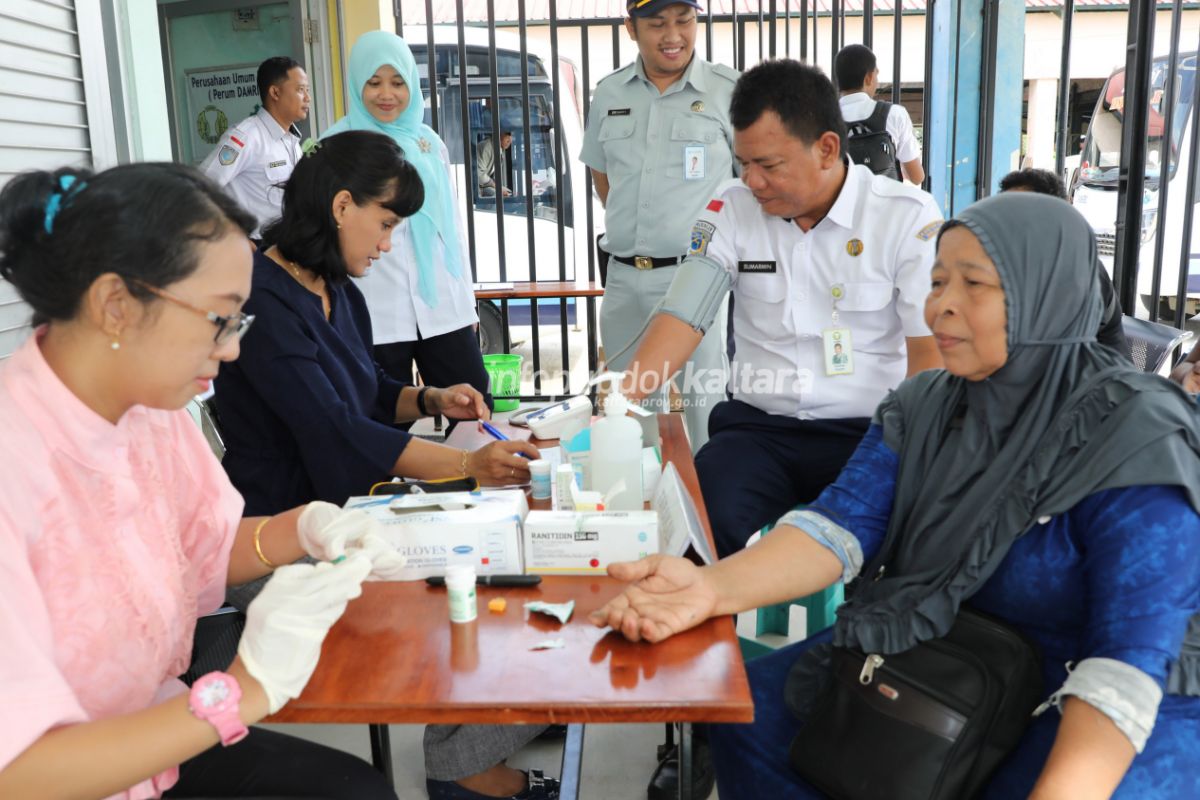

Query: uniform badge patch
left=916, top=220, right=944, bottom=241
left=846, top=239, right=864, bottom=257
left=706, top=199, right=724, bottom=213
left=218, top=145, right=239, bottom=166
left=689, top=220, right=717, bottom=256
left=691, top=100, right=705, bottom=112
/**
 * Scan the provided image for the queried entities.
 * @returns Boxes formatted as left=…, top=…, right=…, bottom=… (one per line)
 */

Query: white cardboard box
left=523, top=510, right=660, bottom=575
left=344, top=490, right=528, bottom=580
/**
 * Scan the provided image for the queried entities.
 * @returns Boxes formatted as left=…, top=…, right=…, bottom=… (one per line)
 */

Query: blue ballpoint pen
left=480, top=420, right=509, bottom=441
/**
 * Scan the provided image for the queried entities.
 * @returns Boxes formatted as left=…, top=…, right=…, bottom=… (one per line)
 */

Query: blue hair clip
left=43, top=174, right=85, bottom=234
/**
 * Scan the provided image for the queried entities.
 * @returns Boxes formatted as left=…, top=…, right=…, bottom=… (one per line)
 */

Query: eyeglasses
left=129, top=279, right=255, bottom=345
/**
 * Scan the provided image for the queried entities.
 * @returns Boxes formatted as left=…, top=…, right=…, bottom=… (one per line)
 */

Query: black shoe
left=427, top=769, right=560, bottom=800
left=535, top=724, right=569, bottom=741
left=647, top=738, right=714, bottom=800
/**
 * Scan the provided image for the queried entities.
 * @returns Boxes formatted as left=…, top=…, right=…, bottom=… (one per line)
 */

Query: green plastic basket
left=482, top=353, right=523, bottom=412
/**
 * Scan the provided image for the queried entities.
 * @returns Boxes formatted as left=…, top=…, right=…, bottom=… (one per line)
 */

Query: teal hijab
left=834, top=193, right=1200, bottom=663
left=323, top=31, right=461, bottom=308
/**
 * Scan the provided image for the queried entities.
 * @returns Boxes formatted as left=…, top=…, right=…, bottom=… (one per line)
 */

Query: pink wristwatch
left=188, top=671, right=249, bottom=746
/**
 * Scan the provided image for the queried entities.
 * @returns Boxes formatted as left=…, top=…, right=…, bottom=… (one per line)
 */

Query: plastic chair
left=1121, top=316, right=1194, bottom=374
left=736, top=527, right=844, bottom=661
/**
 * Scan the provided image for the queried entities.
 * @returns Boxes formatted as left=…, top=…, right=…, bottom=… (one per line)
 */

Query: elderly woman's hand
left=589, top=555, right=718, bottom=643
left=465, top=439, right=541, bottom=485
left=429, top=384, right=490, bottom=420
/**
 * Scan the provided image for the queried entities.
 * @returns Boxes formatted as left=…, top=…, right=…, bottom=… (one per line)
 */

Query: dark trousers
left=163, top=726, right=397, bottom=800
left=374, top=324, right=493, bottom=432
left=694, top=400, right=871, bottom=558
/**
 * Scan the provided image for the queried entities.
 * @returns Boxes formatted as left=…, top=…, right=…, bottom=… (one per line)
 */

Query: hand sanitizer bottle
left=589, top=373, right=644, bottom=510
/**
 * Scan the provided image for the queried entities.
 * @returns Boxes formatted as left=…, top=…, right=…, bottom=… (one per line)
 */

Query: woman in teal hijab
left=324, top=31, right=493, bottom=427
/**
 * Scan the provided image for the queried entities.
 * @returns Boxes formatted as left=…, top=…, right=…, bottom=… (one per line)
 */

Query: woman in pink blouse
left=0, top=164, right=402, bottom=799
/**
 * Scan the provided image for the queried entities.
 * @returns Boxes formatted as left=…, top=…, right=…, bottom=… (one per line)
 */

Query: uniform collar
left=630, top=53, right=704, bottom=95
left=4, top=328, right=144, bottom=475
left=256, top=107, right=301, bottom=141
left=839, top=91, right=871, bottom=106
left=821, top=159, right=859, bottom=230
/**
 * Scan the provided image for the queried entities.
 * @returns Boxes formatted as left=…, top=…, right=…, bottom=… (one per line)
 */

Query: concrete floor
left=262, top=720, right=719, bottom=800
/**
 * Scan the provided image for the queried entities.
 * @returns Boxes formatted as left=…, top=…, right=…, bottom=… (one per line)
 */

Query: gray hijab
left=833, top=193, right=1200, bottom=668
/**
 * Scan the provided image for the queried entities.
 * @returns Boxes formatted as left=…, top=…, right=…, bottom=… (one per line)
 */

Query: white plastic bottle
left=590, top=386, right=644, bottom=510
left=445, top=564, right=477, bottom=623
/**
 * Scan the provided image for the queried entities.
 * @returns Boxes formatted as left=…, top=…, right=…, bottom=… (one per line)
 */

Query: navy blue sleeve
left=233, top=288, right=412, bottom=503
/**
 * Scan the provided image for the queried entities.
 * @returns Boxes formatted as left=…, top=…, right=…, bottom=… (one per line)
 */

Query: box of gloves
left=522, top=510, right=660, bottom=575
left=343, top=490, right=528, bottom=580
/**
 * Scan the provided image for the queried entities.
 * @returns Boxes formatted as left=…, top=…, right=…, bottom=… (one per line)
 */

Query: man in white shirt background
left=200, top=56, right=309, bottom=240
left=835, top=44, right=925, bottom=186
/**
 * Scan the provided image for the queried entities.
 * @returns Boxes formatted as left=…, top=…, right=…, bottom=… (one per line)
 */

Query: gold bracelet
left=459, top=449, right=470, bottom=477
left=253, top=517, right=278, bottom=570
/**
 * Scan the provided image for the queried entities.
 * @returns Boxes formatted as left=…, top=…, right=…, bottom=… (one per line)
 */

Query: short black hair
left=834, top=44, right=877, bottom=92
left=730, top=59, right=847, bottom=151
left=0, top=164, right=255, bottom=327
left=998, top=168, right=1067, bottom=200
left=257, top=56, right=301, bottom=110
left=263, top=130, right=424, bottom=284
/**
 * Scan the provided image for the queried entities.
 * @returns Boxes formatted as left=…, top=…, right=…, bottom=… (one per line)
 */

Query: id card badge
left=823, top=327, right=854, bottom=376
left=684, top=145, right=706, bottom=180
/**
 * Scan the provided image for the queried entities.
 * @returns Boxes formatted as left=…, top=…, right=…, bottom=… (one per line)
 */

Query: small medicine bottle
left=445, top=564, right=477, bottom=623
left=529, top=458, right=552, bottom=499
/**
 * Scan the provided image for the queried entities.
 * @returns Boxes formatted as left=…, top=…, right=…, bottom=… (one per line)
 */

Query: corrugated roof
left=401, top=1, right=1173, bottom=25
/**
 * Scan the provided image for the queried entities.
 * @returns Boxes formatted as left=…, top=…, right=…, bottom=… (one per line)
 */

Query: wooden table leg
left=679, top=723, right=692, bottom=800
left=558, top=724, right=586, bottom=800
left=368, top=723, right=394, bottom=786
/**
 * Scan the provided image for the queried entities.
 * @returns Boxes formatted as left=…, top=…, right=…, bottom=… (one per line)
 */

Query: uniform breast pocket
left=598, top=115, right=638, bottom=176
left=668, top=115, right=730, bottom=179
left=265, top=161, right=291, bottom=187
left=736, top=270, right=789, bottom=341
left=837, top=281, right=896, bottom=345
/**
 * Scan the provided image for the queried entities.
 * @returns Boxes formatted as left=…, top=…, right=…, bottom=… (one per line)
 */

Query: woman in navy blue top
left=215, top=131, right=536, bottom=516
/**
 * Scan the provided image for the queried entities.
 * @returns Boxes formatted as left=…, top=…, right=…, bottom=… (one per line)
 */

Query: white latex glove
left=237, top=555, right=372, bottom=713
left=297, top=501, right=407, bottom=581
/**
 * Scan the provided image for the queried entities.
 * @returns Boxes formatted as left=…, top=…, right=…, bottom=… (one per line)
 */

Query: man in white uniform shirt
left=200, top=56, right=309, bottom=239
left=836, top=44, right=925, bottom=186
left=620, top=59, right=943, bottom=559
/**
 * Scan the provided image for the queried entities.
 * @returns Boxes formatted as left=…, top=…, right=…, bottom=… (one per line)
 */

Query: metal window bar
left=1173, top=27, right=1200, bottom=330
left=831, top=0, right=841, bottom=67
left=1054, top=0, right=1075, bottom=178
left=922, top=1, right=935, bottom=192
left=863, top=0, right=873, bottom=49
left=424, top=0, right=439, bottom=132
left=581, top=25, right=599, bottom=379
left=485, top=0, right=507, bottom=289
left=977, top=0, right=1000, bottom=198
left=800, top=0, right=808, bottom=61
left=1113, top=1, right=1156, bottom=314
left=893, top=0, right=903, bottom=105
left=948, top=0, right=964, bottom=214
left=453, top=0, right=477, bottom=277
left=549, top=0, right=571, bottom=397
left=769, top=0, right=777, bottom=59
left=518, top=0, right=544, bottom=393
left=1147, top=0, right=1185, bottom=324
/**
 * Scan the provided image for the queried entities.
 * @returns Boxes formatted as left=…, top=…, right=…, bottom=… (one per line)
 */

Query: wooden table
left=268, top=415, right=752, bottom=798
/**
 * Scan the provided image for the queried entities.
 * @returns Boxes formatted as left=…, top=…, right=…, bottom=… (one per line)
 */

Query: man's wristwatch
left=188, top=671, right=249, bottom=746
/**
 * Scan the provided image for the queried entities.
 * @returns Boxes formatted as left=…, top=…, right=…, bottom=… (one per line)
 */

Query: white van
left=1070, top=53, right=1200, bottom=319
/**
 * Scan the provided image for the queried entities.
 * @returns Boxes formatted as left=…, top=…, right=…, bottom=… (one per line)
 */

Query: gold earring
left=336, top=222, right=342, bottom=230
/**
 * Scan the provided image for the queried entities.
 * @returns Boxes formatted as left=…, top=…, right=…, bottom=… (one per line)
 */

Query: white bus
left=1070, top=52, right=1200, bottom=319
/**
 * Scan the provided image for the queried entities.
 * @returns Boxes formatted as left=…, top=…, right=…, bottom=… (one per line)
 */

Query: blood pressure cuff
left=658, top=255, right=732, bottom=335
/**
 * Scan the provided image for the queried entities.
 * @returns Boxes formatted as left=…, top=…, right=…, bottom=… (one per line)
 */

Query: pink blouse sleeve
left=0, top=500, right=87, bottom=772
left=169, top=410, right=245, bottom=615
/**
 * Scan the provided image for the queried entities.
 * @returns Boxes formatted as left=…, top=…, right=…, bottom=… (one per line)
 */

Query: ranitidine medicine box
left=523, top=510, right=660, bottom=575
left=343, top=490, right=527, bottom=580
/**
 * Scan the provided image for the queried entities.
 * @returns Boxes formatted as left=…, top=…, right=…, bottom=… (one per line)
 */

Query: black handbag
left=788, top=606, right=1044, bottom=800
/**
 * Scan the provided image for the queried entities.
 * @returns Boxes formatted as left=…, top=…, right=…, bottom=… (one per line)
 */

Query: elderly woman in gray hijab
left=591, top=193, right=1200, bottom=798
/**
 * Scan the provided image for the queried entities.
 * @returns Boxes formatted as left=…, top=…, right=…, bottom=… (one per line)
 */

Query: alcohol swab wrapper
left=530, top=638, right=566, bottom=651
left=524, top=599, right=575, bottom=624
